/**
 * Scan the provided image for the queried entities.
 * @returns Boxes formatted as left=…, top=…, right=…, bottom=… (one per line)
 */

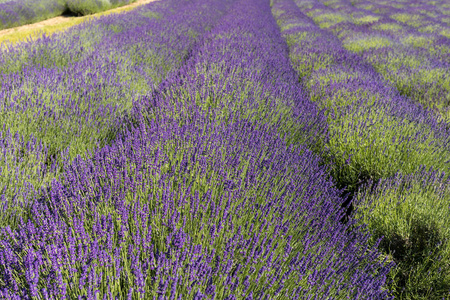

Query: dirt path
left=0, top=0, right=158, bottom=45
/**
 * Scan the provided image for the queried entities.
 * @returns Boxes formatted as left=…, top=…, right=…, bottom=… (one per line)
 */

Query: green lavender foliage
left=355, top=170, right=450, bottom=299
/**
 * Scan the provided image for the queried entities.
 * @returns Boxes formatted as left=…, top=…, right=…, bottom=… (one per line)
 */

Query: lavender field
left=0, top=0, right=449, bottom=299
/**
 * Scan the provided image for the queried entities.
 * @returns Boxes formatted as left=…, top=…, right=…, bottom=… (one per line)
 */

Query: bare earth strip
left=0, top=0, right=158, bottom=45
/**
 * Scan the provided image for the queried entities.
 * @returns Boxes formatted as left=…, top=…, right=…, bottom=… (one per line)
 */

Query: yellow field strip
left=0, top=0, right=158, bottom=46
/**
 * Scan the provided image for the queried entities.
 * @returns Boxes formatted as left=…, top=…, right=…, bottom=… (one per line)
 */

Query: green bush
left=66, top=0, right=112, bottom=15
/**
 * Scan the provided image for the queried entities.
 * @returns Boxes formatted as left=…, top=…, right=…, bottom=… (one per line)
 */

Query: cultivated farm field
left=0, top=0, right=449, bottom=299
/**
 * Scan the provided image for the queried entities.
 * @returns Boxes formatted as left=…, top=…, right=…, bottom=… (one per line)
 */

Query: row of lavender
left=271, top=0, right=450, bottom=298
left=293, top=0, right=450, bottom=121
left=0, top=0, right=396, bottom=298
left=0, top=0, right=137, bottom=30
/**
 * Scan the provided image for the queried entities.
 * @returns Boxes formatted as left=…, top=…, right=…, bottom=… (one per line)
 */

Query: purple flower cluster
left=0, top=0, right=395, bottom=298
